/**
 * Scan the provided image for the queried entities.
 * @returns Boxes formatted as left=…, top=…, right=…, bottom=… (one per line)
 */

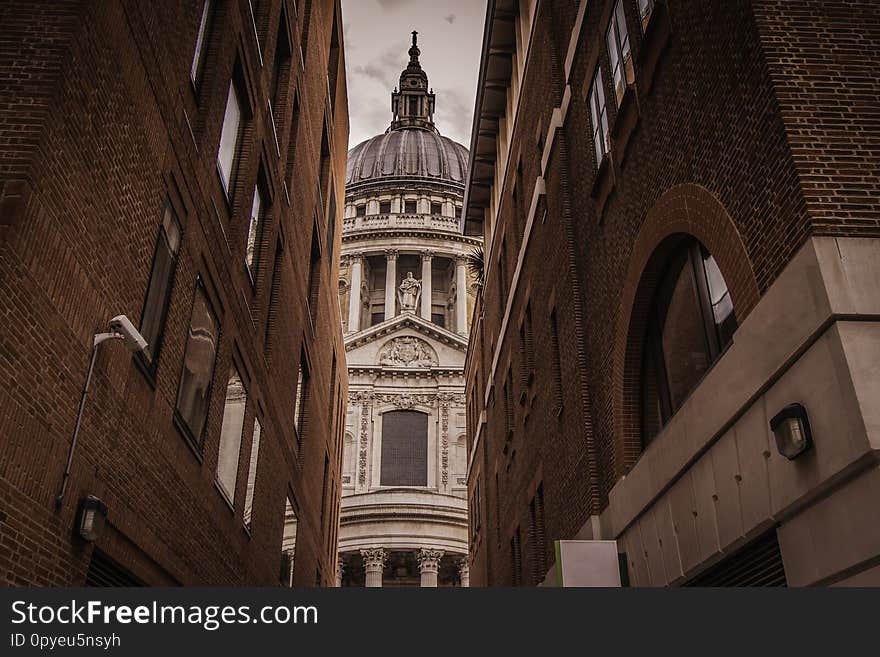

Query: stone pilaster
left=421, top=250, right=433, bottom=320
left=336, top=558, right=344, bottom=587
left=384, top=249, right=398, bottom=321
left=347, top=254, right=363, bottom=333
left=455, top=255, right=468, bottom=335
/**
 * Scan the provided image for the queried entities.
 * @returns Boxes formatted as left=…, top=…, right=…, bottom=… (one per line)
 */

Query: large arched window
left=380, top=410, right=428, bottom=486
left=641, top=238, right=737, bottom=446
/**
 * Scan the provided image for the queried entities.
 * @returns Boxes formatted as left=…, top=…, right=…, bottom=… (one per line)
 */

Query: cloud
left=433, top=86, right=474, bottom=146
left=376, top=0, right=412, bottom=10
left=444, top=14, right=456, bottom=24
left=349, top=40, right=408, bottom=89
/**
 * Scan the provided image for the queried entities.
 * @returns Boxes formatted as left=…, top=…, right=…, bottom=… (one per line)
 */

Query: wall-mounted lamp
left=770, top=403, right=813, bottom=460
left=55, top=315, right=148, bottom=509
left=76, top=495, right=108, bottom=542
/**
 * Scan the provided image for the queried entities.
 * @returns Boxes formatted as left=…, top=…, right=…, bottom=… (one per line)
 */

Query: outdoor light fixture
left=770, top=403, right=813, bottom=460
left=76, top=495, right=108, bottom=542
left=55, top=315, right=149, bottom=509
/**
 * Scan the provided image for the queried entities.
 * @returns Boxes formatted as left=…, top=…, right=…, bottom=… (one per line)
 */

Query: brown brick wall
left=0, top=0, right=348, bottom=586
left=466, top=0, right=879, bottom=585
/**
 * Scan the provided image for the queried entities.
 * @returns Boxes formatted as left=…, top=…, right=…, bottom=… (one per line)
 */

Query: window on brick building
left=511, top=527, right=522, bottom=586
left=470, top=478, right=482, bottom=537
left=175, top=282, right=220, bottom=449
left=269, top=15, right=292, bottom=146
left=637, top=0, right=655, bottom=32
left=294, top=351, right=310, bottom=447
left=550, top=308, right=563, bottom=412
left=280, top=498, right=297, bottom=586
left=404, top=199, right=417, bottom=214
left=307, top=228, right=321, bottom=326
left=589, top=67, right=610, bottom=166
left=138, top=202, right=181, bottom=371
left=503, top=367, right=513, bottom=437
left=264, top=236, right=283, bottom=356
left=216, top=366, right=247, bottom=505
left=529, top=485, right=546, bottom=585
left=243, top=418, right=262, bottom=530
left=190, top=0, right=212, bottom=84
left=606, top=0, right=634, bottom=106
left=217, top=82, right=244, bottom=194
left=380, top=410, right=428, bottom=486
left=641, top=238, right=737, bottom=446
left=245, top=178, right=265, bottom=280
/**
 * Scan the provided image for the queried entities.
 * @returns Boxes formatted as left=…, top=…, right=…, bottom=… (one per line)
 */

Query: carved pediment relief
left=377, top=336, right=438, bottom=367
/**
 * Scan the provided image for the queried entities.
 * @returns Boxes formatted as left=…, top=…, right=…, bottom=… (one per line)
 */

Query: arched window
left=380, top=410, right=428, bottom=486
left=641, top=238, right=736, bottom=446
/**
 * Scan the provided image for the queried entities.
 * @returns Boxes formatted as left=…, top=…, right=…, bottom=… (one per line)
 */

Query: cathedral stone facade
left=336, top=34, right=480, bottom=587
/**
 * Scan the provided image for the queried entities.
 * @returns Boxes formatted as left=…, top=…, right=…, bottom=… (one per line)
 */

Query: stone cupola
left=390, top=31, right=436, bottom=132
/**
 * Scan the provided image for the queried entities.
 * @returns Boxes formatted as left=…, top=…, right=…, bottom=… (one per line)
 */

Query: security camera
left=109, top=315, right=148, bottom=353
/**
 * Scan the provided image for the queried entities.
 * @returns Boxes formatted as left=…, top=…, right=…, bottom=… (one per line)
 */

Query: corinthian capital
left=360, top=548, right=388, bottom=570
left=417, top=548, right=445, bottom=573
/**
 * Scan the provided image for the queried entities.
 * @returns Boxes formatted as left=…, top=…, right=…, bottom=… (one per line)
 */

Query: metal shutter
left=685, top=530, right=787, bottom=587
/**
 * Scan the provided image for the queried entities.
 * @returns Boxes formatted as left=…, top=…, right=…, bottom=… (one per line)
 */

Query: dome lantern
left=391, top=31, right=436, bottom=132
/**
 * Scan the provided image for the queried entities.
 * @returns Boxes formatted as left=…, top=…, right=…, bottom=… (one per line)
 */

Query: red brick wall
left=467, top=0, right=879, bottom=585
left=0, top=0, right=348, bottom=586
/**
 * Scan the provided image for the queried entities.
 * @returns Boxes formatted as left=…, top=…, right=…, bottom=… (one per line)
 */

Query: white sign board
left=554, top=540, right=622, bottom=587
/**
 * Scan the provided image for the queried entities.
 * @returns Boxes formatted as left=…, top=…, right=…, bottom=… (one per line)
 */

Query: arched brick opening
left=611, top=184, right=759, bottom=484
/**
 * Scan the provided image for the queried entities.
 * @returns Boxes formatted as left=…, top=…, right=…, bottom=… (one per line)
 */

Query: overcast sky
left=340, top=0, right=487, bottom=151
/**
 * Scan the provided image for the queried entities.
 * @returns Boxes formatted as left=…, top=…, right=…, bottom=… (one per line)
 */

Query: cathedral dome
left=345, top=129, right=469, bottom=187
left=345, top=31, right=468, bottom=190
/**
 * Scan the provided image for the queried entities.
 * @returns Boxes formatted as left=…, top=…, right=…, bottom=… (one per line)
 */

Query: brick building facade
left=464, top=0, right=880, bottom=586
left=0, top=0, right=348, bottom=586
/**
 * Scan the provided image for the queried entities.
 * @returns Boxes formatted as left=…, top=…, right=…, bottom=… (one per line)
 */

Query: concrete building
left=336, top=34, right=480, bottom=587
left=0, top=0, right=348, bottom=586
left=464, top=0, right=880, bottom=586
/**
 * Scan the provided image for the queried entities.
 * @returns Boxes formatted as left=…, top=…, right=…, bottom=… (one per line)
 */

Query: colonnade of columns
left=338, top=548, right=470, bottom=587
left=346, top=251, right=469, bottom=334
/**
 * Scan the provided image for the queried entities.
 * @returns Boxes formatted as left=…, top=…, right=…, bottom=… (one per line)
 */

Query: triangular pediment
left=344, top=313, right=467, bottom=370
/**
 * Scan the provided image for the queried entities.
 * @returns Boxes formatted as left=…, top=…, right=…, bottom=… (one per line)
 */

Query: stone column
left=361, top=548, right=387, bottom=588
left=418, top=549, right=444, bottom=588
left=458, top=559, right=470, bottom=587
left=455, top=255, right=468, bottom=335
left=336, top=558, right=344, bottom=587
left=384, top=250, right=397, bottom=321
left=420, top=250, right=433, bottom=320
left=347, top=254, right=363, bottom=333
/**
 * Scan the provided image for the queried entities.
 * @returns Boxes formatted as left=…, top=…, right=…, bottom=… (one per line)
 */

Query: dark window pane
left=640, top=239, right=738, bottom=445
left=380, top=411, right=428, bottom=486
left=431, top=313, right=445, bottom=328
left=404, top=200, right=417, bottom=214
left=371, top=312, right=384, bottom=326
left=379, top=201, right=391, bottom=214
left=175, top=285, right=220, bottom=444
left=356, top=204, right=366, bottom=217
left=140, top=204, right=181, bottom=365
left=659, top=251, right=709, bottom=410
left=431, top=202, right=442, bottom=216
